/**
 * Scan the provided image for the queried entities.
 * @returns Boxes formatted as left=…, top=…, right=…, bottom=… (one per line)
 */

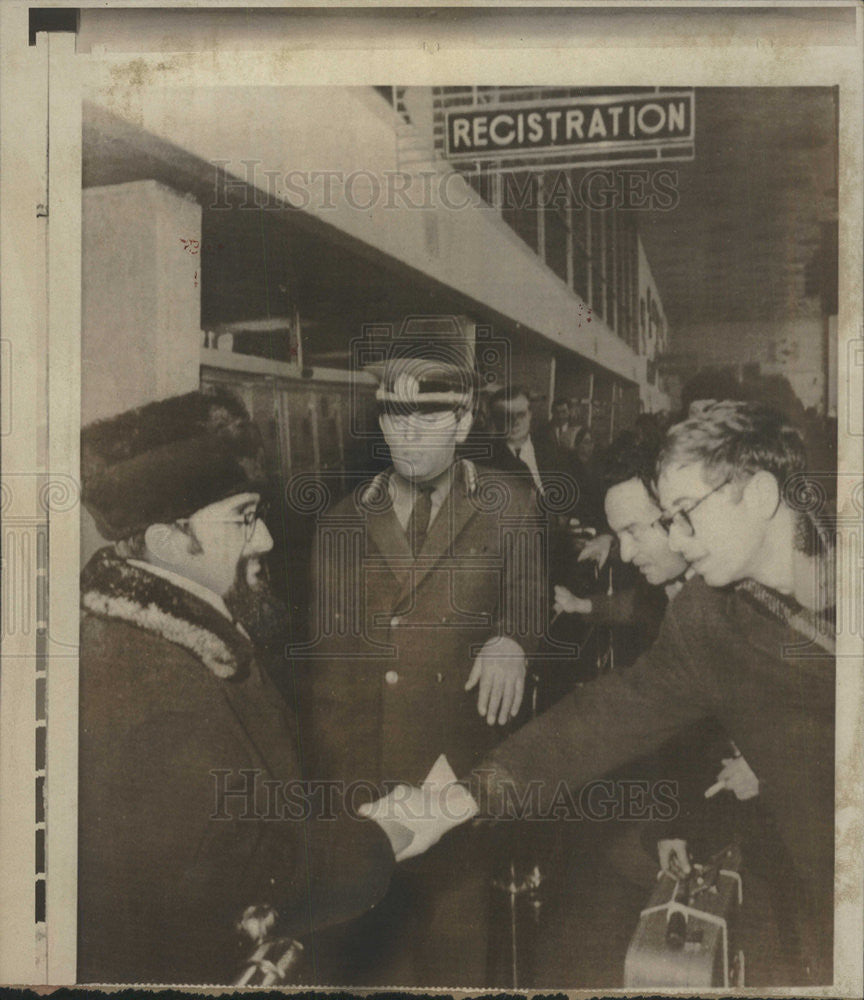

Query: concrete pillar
left=81, top=180, right=202, bottom=558
left=82, top=179, right=202, bottom=424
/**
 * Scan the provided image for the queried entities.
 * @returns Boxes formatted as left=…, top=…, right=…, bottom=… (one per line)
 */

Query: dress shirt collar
left=388, top=466, right=454, bottom=532
left=508, top=436, right=543, bottom=492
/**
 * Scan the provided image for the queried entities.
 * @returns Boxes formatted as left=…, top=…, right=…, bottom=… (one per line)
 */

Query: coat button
left=390, top=615, right=401, bottom=627
left=385, top=670, right=399, bottom=685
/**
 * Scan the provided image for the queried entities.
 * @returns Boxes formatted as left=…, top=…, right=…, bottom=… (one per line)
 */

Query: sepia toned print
left=0, top=4, right=862, bottom=995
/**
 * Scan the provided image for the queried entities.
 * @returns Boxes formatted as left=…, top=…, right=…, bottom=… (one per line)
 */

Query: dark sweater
left=582, top=581, right=669, bottom=645
left=471, top=575, right=835, bottom=982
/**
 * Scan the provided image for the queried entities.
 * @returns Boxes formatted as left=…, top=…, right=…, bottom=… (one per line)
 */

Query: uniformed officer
left=297, top=335, right=546, bottom=986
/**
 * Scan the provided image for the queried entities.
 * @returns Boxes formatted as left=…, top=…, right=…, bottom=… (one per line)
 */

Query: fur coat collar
left=81, top=547, right=253, bottom=680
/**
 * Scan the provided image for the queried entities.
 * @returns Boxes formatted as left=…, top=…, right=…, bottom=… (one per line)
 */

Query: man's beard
left=224, top=556, right=288, bottom=649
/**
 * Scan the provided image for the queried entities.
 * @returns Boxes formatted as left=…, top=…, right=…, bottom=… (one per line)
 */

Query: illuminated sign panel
left=445, top=92, right=694, bottom=164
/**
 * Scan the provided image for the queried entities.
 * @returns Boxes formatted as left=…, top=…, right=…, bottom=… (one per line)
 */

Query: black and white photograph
left=0, top=4, right=862, bottom=995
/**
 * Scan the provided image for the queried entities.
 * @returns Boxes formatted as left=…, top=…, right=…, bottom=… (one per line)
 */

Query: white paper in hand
left=422, top=753, right=458, bottom=790
left=360, top=754, right=477, bottom=863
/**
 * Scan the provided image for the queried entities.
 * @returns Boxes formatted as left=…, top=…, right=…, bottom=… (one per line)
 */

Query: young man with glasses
left=540, top=433, right=766, bottom=985
left=78, top=388, right=400, bottom=985
left=299, top=346, right=545, bottom=986
left=365, top=399, right=836, bottom=986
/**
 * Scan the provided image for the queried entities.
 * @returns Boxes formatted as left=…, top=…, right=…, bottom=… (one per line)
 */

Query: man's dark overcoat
left=483, top=433, right=605, bottom=534
left=473, top=573, right=836, bottom=983
left=295, top=459, right=546, bottom=986
left=486, top=433, right=570, bottom=494
left=78, top=548, right=394, bottom=985
left=298, top=459, right=546, bottom=791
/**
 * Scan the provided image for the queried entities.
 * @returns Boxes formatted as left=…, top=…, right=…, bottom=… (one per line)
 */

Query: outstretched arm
left=470, top=583, right=720, bottom=820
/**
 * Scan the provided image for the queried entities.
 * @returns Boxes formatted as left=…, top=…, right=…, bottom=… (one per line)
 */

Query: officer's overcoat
left=299, top=459, right=546, bottom=791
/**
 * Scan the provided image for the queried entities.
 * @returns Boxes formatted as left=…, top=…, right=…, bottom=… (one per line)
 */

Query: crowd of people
left=77, top=337, right=837, bottom=989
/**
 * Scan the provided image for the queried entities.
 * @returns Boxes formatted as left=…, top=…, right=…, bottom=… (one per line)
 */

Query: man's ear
left=743, top=470, right=780, bottom=519
left=144, top=522, right=188, bottom=563
left=455, top=406, right=474, bottom=444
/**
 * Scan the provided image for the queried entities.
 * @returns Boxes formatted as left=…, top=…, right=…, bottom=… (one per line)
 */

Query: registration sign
left=444, top=90, right=695, bottom=167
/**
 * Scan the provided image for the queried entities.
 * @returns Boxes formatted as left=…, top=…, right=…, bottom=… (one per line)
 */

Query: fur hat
left=82, top=388, right=267, bottom=541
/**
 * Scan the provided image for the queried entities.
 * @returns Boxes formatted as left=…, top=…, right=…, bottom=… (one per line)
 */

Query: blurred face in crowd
left=576, top=431, right=595, bottom=465
left=657, top=462, right=777, bottom=588
left=552, top=401, right=569, bottom=427
left=380, top=405, right=473, bottom=483
left=149, top=492, right=274, bottom=598
left=493, top=393, right=532, bottom=448
left=605, top=478, right=688, bottom=586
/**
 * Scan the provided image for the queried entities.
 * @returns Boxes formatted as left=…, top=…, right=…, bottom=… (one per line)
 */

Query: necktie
left=514, top=444, right=543, bottom=495
left=408, top=484, right=435, bottom=556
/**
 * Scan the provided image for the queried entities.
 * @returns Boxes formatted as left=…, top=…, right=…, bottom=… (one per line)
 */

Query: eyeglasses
left=232, top=503, right=270, bottom=542
left=657, top=478, right=730, bottom=537
left=180, top=501, right=270, bottom=543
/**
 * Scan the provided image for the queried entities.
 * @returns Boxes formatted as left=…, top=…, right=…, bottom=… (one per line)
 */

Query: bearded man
left=78, top=388, right=401, bottom=985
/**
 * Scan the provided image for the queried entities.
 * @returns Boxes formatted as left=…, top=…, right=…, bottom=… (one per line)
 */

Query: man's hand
left=705, top=754, right=760, bottom=800
left=465, top=636, right=527, bottom=725
left=577, top=533, right=614, bottom=568
left=658, top=838, right=691, bottom=880
left=359, top=781, right=479, bottom=862
left=553, top=585, right=593, bottom=616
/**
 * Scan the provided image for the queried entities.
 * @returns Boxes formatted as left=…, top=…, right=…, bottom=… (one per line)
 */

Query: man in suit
left=485, top=383, right=613, bottom=636
left=487, top=384, right=566, bottom=496
left=488, top=385, right=608, bottom=532
left=543, top=396, right=573, bottom=450
left=562, top=396, right=585, bottom=450
left=299, top=344, right=546, bottom=986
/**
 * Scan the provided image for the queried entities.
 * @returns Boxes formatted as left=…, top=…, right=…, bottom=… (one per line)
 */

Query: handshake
left=358, top=755, right=479, bottom=862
